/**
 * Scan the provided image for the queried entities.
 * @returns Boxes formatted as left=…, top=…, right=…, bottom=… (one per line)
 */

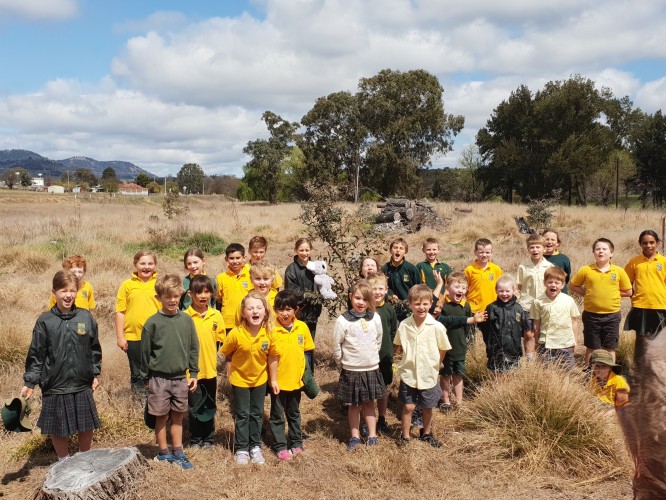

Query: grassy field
left=0, top=190, right=652, bottom=499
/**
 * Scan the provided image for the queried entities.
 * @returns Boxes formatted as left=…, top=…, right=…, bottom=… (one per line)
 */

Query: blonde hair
left=389, top=237, right=409, bottom=252
left=496, top=275, right=517, bottom=291
left=154, top=274, right=183, bottom=297
left=250, top=261, right=276, bottom=280
left=447, top=271, right=468, bottom=286
left=240, top=291, right=273, bottom=330
left=366, top=272, right=388, bottom=287
left=526, top=234, right=546, bottom=247
left=422, top=237, right=439, bottom=250
left=408, top=284, right=433, bottom=303
left=349, top=280, right=375, bottom=312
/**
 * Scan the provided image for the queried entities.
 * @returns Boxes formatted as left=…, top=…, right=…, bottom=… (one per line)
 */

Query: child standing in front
left=21, top=270, right=102, bottom=462
left=569, top=238, right=633, bottom=368
left=334, top=280, right=386, bottom=451
left=517, top=234, right=553, bottom=357
left=116, top=250, right=161, bottom=395
left=367, top=273, right=398, bottom=434
left=464, top=238, right=503, bottom=314
left=394, top=285, right=451, bottom=448
left=479, top=276, right=530, bottom=373
left=216, top=243, right=251, bottom=334
left=270, top=290, right=315, bottom=461
left=285, top=238, right=323, bottom=340
left=247, top=236, right=283, bottom=291
left=184, top=275, right=225, bottom=448
left=219, top=292, right=278, bottom=465
left=179, top=248, right=217, bottom=310
left=531, top=267, right=581, bottom=369
left=47, top=255, right=96, bottom=310
left=141, top=274, right=199, bottom=469
left=437, top=272, right=486, bottom=410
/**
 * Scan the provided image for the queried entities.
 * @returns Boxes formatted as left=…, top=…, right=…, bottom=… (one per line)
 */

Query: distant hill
left=0, top=149, right=155, bottom=180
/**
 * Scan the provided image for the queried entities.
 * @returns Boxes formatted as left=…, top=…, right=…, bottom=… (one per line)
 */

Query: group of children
left=20, top=227, right=653, bottom=466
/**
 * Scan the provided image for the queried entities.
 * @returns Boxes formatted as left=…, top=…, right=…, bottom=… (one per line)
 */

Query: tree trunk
left=399, top=208, right=414, bottom=220
left=38, top=447, right=148, bottom=500
left=375, top=211, right=402, bottom=223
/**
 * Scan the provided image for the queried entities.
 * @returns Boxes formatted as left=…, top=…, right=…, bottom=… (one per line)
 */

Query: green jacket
left=23, top=307, right=101, bottom=395
left=416, top=261, right=452, bottom=290
left=376, top=302, right=398, bottom=363
left=381, top=259, right=421, bottom=301
left=438, top=300, right=473, bottom=361
left=140, top=311, right=199, bottom=380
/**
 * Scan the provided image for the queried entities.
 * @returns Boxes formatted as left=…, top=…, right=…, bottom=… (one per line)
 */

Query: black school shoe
left=418, top=429, right=441, bottom=448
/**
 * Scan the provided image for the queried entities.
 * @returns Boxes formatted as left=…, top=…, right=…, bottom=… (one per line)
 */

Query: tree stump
left=38, top=447, right=148, bottom=500
left=375, top=211, right=402, bottom=223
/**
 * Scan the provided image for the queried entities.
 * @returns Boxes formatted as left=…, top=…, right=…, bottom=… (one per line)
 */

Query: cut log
left=38, top=447, right=149, bottom=500
left=399, top=208, right=414, bottom=220
left=384, top=199, right=415, bottom=208
left=375, top=211, right=402, bottom=223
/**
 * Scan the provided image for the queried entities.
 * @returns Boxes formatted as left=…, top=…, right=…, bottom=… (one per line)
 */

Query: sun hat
left=590, top=350, right=622, bottom=374
left=1, top=396, right=32, bottom=432
left=188, top=384, right=216, bottom=423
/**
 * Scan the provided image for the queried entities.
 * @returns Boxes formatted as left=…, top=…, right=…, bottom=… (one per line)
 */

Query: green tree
left=101, top=167, right=116, bottom=180
left=177, top=163, right=205, bottom=194
left=357, top=69, right=464, bottom=197
left=146, top=180, right=162, bottom=194
left=135, top=172, right=151, bottom=187
left=75, top=168, right=97, bottom=187
left=631, top=110, right=666, bottom=206
left=242, top=111, right=299, bottom=204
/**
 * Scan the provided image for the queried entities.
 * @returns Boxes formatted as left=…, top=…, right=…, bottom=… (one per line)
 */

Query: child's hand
left=434, top=270, right=443, bottom=285
left=525, top=330, right=534, bottom=339
left=270, top=380, right=280, bottom=395
left=188, top=378, right=198, bottom=392
left=91, top=378, right=100, bottom=391
left=19, top=386, right=33, bottom=399
left=434, top=305, right=442, bottom=316
left=117, top=337, right=128, bottom=352
left=473, top=311, right=487, bottom=323
left=388, top=295, right=399, bottom=304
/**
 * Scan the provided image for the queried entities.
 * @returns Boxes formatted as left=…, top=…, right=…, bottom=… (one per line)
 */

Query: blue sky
left=0, top=0, right=665, bottom=177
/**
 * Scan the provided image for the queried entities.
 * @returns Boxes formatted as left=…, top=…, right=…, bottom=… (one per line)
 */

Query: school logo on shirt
left=403, top=275, right=411, bottom=283
left=489, top=273, right=495, bottom=281
left=82, top=291, right=88, bottom=298
left=297, top=334, right=304, bottom=345
left=515, top=312, right=522, bottom=322
left=610, top=273, right=617, bottom=281
left=261, top=341, right=268, bottom=352
left=76, top=323, right=87, bottom=335
left=212, top=322, right=218, bottom=332
left=242, top=281, right=249, bottom=288
left=657, top=263, right=663, bottom=272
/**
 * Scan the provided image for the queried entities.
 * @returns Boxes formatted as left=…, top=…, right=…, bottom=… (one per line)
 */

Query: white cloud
left=0, top=0, right=78, bottom=21
left=635, top=78, right=666, bottom=112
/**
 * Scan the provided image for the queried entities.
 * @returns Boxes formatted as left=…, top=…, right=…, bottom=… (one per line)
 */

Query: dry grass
left=0, top=191, right=649, bottom=499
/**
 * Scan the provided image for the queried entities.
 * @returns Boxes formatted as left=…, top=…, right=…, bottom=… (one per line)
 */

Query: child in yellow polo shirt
left=219, top=292, right=278, bottom=465
left=185, top=275, right=225, bottom=448
left=115, top=250, right=161, bottom=395
left=269, top=290, right=314, bottom=461
left=216, top=243, right=250, bottom=333
left=464, top=238, right=503, bottom=313
left=233, top=261, right=278, bottom=326
left=48, top=255, right=96, bottom=311
left=570, top=238, right=632, bottom=368
left=588, top=349, right=629, bottom=408
left=247, top=235, right=283, bottom=291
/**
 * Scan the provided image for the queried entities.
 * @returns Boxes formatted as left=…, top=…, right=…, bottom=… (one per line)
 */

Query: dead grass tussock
left=458, top=362, right=623, bottom=477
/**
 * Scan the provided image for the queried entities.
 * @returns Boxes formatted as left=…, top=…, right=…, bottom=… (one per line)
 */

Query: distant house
left=31, top=176, right=44, bottom=187
left=47, top=185, right=65, bottom=194
left=118, top=183, right=148, bottom=196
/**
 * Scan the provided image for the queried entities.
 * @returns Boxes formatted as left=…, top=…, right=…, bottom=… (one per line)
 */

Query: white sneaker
left=234, top=451, right=250, bottom=465
left=249, top=446, right=266, bottom=464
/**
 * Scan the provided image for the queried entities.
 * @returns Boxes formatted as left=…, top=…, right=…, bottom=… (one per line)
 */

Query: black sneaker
left=439, top=401, right=452, bottom=412
left=360, top=422, right=369, bottom=437
left=376, top=419, right=391, bottom=435
left=397, top=436, right=410, bottom=448
left=411, top=408, right=423, bottom=427
left=418, top=430, right=441, bottom=448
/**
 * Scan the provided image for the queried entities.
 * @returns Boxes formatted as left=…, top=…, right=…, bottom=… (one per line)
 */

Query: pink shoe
left=277, top=449, right=293, bottom=461
left=290, top=447, right=303, bottom=456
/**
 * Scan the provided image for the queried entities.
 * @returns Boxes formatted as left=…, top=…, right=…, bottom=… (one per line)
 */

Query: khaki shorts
left=147, top=376, right=189, bottom=416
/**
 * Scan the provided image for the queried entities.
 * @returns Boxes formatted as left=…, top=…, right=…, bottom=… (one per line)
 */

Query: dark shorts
left=336, top=368, right=386, bottom=406
left=624, top=307, right=666, bottom=339
left=440, top=357, right=466, bottom=376
left=523, top=310, right=534, bottom=332
left=398, top=381, right=442, bottom=409
left=147, top=376, right=189, bottom=415
left=38, top=389, right=100, bottom=437
left=582, top=311, right=621, bottom=349
left=378, top=360, right=393, bottom=387
left=537, top=345, right=575, bottom=370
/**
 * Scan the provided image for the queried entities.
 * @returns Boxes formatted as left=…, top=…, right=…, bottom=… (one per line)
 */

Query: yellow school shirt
left=234, top=288, right=277, bottom=326
left=216, top=267, right=251, bottom=328
left=219, top=324, right=275, bottom=388
left=243, top=263, right=283, bottom=291
left=464, top=261, right=503, bottom=313
left=570, top=264, right=631, bottom=314
left=271, top=319, right=315, bottom=391
left=115, top=273, right=161, bottom=341
left=590, top=372, right=630, bottom=406
left=48, top=280, right=96, bottom=310
left=185, top=306, right=226, bottom=380
left=625, top=253, right=666, bottom=309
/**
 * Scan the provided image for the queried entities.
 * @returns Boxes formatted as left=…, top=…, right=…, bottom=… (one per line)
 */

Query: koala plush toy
left=306, top=260, right=337, bottom=300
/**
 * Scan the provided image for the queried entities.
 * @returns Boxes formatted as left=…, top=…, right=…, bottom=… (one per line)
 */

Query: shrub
left=458, top=362, right=623, bottom=476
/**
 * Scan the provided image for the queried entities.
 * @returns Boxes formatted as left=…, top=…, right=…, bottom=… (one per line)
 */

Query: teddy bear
left=306, top=260, right=337, bottom=300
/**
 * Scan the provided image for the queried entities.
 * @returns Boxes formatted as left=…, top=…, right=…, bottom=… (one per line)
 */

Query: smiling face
left=360, top=258, right=378, bottom=278
left=423, top=242, right=440, bottom=263
left=68, top=266, right=85, bottom=281
left=295, top=242, right=311, bottom=264
left=640, top=234, right=658, bottom=258
left=371, top=282, right=387, bottom=306
left=225, top=251, right=245, bottom=274
left=447, top=281, right=468, bottom=304
left=185, top=255, right=205, bottom=276
left=53, top=284, right=78, bottom=312
left=474, top=244, right=492, bottom=265
left=542, top=231, right=559, bottom=255
left=135, top=255, right=156, bottom=282
left=593, top=242, right=613, bottom=264
left=496, top=282, right=515, bottom=303
left=274, top=306, right=296, bottom=328
left=242, top=297, right=267, bottom=328
left=157, top=289, right=182, bottom=315
left=409, top=296, right=432, bottom=322
left=349, top=290, right=369, bottom=314
left=251, top=273, right=274, bottom=295
left=544, top=277, right=564, bottom=299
